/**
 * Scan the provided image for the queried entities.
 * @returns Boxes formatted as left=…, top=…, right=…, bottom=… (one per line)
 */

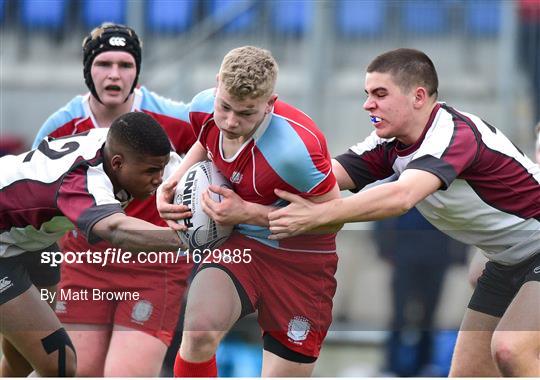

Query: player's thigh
left=183, top=266, right=242, bottom=332
left=261, top=349, right=315, bottom=377
left=449, top=308, right=500, bottom=377
left=104, top=325, right=167, bottom=377
left=62, top=323, right=111, bottom=377
left=496, top=280, right=540, bottom=332
left=492, top=281, right=540, bottom=373
left=0, top=286, right=76, bottom=376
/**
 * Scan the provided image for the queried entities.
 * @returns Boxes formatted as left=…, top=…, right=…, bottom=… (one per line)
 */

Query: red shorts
left=199, top=233, right=338, bottom=359
left=57, top=258, right=193, bottom=346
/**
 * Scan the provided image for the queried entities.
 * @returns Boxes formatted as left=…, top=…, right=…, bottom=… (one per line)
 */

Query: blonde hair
left=218, top=46, right=278, bottom=101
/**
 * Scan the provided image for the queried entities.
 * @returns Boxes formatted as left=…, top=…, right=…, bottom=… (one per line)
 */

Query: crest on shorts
left=287, top=316, right=311, bottom=343
left=55, top=300, right=67, bottom=314
left=131, top=300, right=153, bottom=324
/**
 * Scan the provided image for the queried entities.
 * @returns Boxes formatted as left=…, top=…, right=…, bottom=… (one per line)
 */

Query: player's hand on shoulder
left=157, top=179, right=191, bottom=231
left=202, top=184, right=247, bottom=226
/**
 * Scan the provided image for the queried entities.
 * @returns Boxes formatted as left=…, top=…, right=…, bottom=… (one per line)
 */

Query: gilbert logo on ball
left=174, top=161, right=233, bottom=250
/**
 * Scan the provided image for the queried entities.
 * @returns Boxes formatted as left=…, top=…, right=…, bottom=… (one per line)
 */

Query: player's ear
left=413, top=87, right=428, bottom=109
left=266, top=94, right=278, bottom=113
left=111, top=154, right=124, bottom=170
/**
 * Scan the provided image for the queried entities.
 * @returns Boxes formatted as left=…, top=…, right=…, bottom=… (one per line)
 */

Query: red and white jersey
left=32, top=87, right=195, bottom=260
left=336, top=103, right=540, bottom=265
left=190, top=89, right=336, bottom=253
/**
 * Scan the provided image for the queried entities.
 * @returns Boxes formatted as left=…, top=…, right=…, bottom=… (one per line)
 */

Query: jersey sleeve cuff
left=406, top=155, right=457, bottom=190
left=77, top=204, right=125, bottom=244
left=334, top=152, right=369, bottom=193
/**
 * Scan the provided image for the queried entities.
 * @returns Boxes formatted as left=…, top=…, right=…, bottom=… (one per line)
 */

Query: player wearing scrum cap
left=27, top=23, right=196, bottom=377
left=0, top=112, right=184, bottom=377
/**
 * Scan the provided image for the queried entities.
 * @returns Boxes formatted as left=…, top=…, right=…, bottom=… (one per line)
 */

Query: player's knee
left=491, top=331, right=520, bottom=376
left=183, top=313, right=228, bottom=344
left=182, top=329, right=221, bottom=355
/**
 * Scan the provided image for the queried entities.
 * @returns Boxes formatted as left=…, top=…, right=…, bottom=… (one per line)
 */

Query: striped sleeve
left=57, top=165, right=124, bottom=243
left=407, top=108, right=478, bottom=189
left=334, top=131, right=396, bottom=192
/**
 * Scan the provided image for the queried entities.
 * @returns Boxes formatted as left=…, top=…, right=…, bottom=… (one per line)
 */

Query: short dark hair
left=367, top=48, right=439, bottom=97
left=108, top=112, right=171, bottom=156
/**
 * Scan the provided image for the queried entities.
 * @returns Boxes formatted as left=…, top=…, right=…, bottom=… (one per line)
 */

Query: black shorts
left=468, top=253, right=540, bottom=317
left=0, top=245, right=61, bottom=305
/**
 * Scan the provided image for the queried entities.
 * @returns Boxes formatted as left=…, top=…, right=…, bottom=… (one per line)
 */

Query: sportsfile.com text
left=40, top=248, right=253, bottom=267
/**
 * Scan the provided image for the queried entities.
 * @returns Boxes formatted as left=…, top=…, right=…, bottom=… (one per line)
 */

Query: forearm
left=94, top=215, right=185, bottom=251
left=269, top=169, right=441, bottom=239
left=322, top=182, right=412, bottom=225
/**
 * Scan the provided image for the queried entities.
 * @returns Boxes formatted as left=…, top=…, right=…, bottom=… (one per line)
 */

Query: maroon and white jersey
left=335, top=103, right=540, bottom=265
left=0, top=128, right=180, bottom=258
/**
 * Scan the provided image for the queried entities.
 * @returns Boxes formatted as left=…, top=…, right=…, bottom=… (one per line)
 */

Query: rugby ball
left=174, top=161, right=233, bottom=250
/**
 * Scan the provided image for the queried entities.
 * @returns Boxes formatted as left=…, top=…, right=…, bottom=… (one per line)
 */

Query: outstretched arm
left=92, top=213, right=185, bottom=251
left=202, top=180, right=341, bottom=228
left=268, top=169, right=442, bottom=239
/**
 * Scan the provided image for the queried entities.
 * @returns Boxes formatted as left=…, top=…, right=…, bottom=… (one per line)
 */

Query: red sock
left=174, top=352, right=218, bottom=377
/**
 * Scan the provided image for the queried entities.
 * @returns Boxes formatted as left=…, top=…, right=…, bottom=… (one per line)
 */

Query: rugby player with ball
left=158, top=46, right=341, bottom=377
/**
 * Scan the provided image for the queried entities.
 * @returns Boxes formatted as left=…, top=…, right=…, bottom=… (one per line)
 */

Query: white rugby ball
left=174, top=161, right=233, bottom=250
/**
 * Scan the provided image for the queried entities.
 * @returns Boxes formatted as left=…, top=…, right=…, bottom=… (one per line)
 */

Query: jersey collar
left=83, top=88, right=143, bottom=129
